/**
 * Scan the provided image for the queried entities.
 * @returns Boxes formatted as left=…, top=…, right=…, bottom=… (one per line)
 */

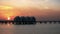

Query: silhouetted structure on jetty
left=14, top=16, right=36, bottom=25
left=0, top=16, right=60, bottom=25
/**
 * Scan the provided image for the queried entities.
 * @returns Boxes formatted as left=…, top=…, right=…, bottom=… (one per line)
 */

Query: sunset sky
left=0, top=0, right=60, bottom=21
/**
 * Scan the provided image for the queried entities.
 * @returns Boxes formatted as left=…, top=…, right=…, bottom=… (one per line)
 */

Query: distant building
left=14, top=16, right=36, bottom=24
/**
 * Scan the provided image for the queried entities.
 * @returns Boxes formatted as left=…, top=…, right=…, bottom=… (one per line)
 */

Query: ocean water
left=0, top=22, right=60, bottom=34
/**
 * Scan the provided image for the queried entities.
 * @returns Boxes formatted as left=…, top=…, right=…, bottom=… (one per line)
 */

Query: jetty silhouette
left=0, top=16, right=60, bottom=25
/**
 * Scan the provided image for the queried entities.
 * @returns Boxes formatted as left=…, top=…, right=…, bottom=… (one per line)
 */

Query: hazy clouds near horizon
left=0, top=0, right=60, bottom=21
left=0, top=0, right=60, bottom=10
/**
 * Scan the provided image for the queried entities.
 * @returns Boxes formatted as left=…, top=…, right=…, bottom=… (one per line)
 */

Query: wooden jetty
left=0, top=20, right=60, bottom=24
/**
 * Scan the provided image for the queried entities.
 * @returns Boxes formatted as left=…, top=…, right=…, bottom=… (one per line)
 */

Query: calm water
left=0, top=22, right=60, bottom=34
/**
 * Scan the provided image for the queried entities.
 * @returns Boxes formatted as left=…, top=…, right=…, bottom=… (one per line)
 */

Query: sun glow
left=0, top=6, right=13, bottom=10
left=8, top=17, right=10, bottom=20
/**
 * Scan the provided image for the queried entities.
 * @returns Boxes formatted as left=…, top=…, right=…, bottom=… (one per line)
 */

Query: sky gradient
left=0, top=0, right=60, bottom=20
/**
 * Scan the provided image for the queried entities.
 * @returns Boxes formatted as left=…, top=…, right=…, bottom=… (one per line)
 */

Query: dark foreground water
left=0, top=22, right=60, bottom=34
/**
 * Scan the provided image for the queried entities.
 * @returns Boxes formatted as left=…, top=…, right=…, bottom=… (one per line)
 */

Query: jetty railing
left=0, top=20, right=60, bottom=24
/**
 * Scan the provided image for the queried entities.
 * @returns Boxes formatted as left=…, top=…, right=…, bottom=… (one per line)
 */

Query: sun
left=8, top=17, right=10, bottom=20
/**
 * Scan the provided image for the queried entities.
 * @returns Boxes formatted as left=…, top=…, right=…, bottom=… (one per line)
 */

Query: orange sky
left=0, top=6, right=60, bottom=20
left=0, top=0, right=60, bottom=20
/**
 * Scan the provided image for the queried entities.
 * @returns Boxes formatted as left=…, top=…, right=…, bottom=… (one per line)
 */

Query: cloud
left=0, top=0, right=60, bottom=10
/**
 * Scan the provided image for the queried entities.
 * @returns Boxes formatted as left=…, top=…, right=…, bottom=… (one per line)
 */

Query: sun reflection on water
left=0, top=23, right=14, bottom=34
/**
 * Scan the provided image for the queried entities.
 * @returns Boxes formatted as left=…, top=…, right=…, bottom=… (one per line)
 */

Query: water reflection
left=0, top=23, right=14, bottom=34
left=0, top=22, right=60, bottom=34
